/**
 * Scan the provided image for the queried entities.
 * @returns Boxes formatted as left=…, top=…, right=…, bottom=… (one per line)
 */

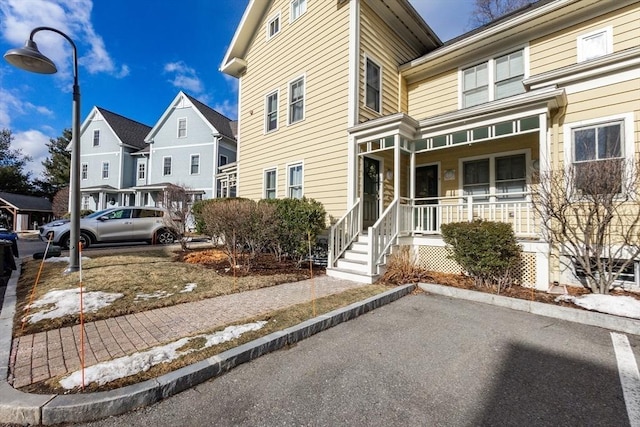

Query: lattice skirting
left=416, top=245, right=537, bottom=287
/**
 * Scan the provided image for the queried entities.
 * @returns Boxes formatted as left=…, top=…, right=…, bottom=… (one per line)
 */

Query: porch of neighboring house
left=80, top=185, right=137, bottom=211
left=327, top=90, right=565, bottom=289
left=217, top=162, right=238, bottom=198
left=0, top=192, right=53, bottom=231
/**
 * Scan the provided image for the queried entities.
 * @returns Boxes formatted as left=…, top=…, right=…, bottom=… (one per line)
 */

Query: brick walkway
left=9, top=276, right=365, bottom=388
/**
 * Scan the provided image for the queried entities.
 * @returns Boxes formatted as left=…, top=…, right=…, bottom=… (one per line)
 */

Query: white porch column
left=394, top=135, right=400, bottom=198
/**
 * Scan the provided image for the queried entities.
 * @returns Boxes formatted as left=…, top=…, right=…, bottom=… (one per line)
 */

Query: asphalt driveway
left=79, top=292, right=639, bottom=427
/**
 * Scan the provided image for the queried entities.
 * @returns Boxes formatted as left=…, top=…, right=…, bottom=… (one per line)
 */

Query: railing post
left=467, top=196, right=473, bottom=222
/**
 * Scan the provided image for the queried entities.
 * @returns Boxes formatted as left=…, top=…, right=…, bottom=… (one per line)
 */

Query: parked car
left=0, top=227, right=19, bottom=257
left=39, top=207, right=180, bottom=249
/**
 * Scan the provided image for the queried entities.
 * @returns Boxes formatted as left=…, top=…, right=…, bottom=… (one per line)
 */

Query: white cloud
left=0, top=86, right=53, bottom=129
left=213, top=99, right=237, bottom=120
left=164, top=61, right=205, bottom=94
left=0, top=0, right=129, bottom=80
left=12, top=129, right=52, bottom=179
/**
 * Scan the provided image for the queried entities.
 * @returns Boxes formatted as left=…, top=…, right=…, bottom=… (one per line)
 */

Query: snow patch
left=179, top=283, right=197, bottom=293
left=135, top=291, right=173, bottom=301
left=24, top=288, right=123, bottom=324
left=44, top=256, right=91, bottom=263
left=59, top=321, right=268, bottom=389
left=555, top=294, right=640, bottom=319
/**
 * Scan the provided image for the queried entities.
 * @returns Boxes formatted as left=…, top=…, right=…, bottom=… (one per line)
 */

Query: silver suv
left=39, top=207, right=179, bottom=249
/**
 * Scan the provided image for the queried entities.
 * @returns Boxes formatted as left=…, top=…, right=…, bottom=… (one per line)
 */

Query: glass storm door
left=415, top=164, right=439, bottom=231
left=363, top=157, right=380, bottom=229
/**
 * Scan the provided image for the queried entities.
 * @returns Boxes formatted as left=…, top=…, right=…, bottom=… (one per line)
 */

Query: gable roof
left=221, top=0, right=441, bottom=77
left=95, top=107, right=152, bottom=150
left=0, top=192, right=52, bottom=212
left=145, top=91, right=236, bottom=143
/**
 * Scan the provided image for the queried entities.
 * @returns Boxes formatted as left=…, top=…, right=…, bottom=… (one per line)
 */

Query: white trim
left=177, top=117, right=187, bottom=138
left=565, top=68, right=640, bottom=95
left=80, top=151, right=120, bottom=157
left=287, top=74, right=306, bottom=125
left=190, top=153, right=201, bottom=175
left=137, top=160, right=146, bottom=182
left=150, top=142, right=215, bottom=151
left=577, top=26, right=612, bottom=63
left=263, top=167, right=278, bottom=199
left=347, top=0, right=360, bottom=205
left=264, top=88, right=280, bottom=134
left=266, top=11, right=281, bottom=41
left=286, top=161, right=304, bottom=199
left=364, top=53, right=382, bottom=114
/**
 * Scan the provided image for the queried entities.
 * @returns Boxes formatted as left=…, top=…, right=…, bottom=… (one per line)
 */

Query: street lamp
left=4, top=27, right=81, bottom=273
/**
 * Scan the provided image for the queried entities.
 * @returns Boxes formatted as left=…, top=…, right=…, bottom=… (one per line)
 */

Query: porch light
left=385, top=169, right=393, bottom=180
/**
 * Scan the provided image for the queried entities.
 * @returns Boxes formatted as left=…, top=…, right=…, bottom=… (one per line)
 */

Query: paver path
left=9, top=276, right=365, bottom=388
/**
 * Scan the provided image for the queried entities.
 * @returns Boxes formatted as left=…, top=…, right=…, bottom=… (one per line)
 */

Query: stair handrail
left=328, top=199, right=361, bottom=268
left=368, top=198, right=399, bottom=275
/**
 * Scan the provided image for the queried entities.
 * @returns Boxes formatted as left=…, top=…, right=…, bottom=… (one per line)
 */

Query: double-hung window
left=93, top=130, right=100, bottom=146
left=177, top=118, right=187, bottom=138
left=365, top=58, right=381, bottom=113
left=264, top=169, right=277, bottom=199
left=291, top=0, right=307, bottom=22
left=288, top=163, right=303, bottom=199
left=462, top=49, right=525, bottom=108
left=190, top=154, right=200, bottom=175
left=462, top=153, right=527, bottom=200
left=267, top=13, right=280, bottom=39
left=163, top=157, right=172, bottom=176
left=81, top=163, right=88, bottom=180
left=266, top=91, right=278, bottom=132
left=573, top=121, right=623, bottom=194
left=289, top=77, right=305, bottom=124
left=138, top=163, right=145, bottom=180
left=102, top=162, right=109, bottom=179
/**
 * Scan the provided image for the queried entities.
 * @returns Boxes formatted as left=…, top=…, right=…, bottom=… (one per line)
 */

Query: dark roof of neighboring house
left=0, top=192, right=52, bottom=212
left=97, top=107, right=152, bottom=149
left=441, top=0, right=553, bottom=46
left=229, top=121, right=238, bottom=138
left=183, top=93, right=236, bottom=141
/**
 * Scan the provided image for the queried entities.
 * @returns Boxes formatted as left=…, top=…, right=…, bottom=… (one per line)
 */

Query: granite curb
left=419, top=282, right=640, bottom=335
left=0, top=260, right=414, bottom=425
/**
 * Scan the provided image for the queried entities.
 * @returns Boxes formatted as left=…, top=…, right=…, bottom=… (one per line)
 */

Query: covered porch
left=328, top=87, right=566, bottom=286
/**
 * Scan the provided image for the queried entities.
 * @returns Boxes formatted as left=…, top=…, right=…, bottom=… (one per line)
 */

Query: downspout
left=213, top=133, right=220, bottom=198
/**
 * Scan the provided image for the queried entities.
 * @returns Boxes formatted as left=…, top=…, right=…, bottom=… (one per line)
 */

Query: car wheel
left=155, top=229, right=176, bottom=245
left=62, top=232, right=91, bottom=250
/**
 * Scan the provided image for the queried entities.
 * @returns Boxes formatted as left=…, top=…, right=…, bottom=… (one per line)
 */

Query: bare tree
left=533, top=158, right=640, bottom=294
left=159, top=184, right=193, bottom=251
left=52, top=187, right=70, bottom=218
left=469, top=0, right=534, bottom=28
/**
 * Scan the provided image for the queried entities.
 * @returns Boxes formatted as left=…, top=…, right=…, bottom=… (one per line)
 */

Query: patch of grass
left=15, top=248, right=310, bottom=337
left=24, top=284, right=391, bottom=394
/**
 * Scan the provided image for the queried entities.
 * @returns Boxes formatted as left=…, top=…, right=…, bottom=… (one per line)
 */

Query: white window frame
left=101, top=161, right=110, bottom=179
left=563, top=113, right=634, bottom=194
left=190, top=154, right=200, bottom=175
left=137, top=162, right=146, bottom=180
left=265, top=89, right=279, bottom=133
left=81, top=163, right=88, bottom=180
left=577, top=27, right=612, bottom=63
left=290, top=0, right=307, bottom=23
left=288, top=75, right=305, bottom=125
left=458, top=149, right=530, bottom=200
left=92, top=129, right=100, bottom=147
left=459, top=46, right=529, bottom=109
left=163, top=156, right=172, bottom=176
left=264, top=168, right=277, bottom=199
left=177, top=117, right=187, bottom=138
left=287, top=162, right=304, bottom=199
left=365, top=55, right=382, bottom=113
left=266, top=12, right=281, bottom=40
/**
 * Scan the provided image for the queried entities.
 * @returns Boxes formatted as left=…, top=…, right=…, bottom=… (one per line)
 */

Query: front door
left=415, top=164, right=439, bottom=232
left=363, top=157, right=380, bottom=229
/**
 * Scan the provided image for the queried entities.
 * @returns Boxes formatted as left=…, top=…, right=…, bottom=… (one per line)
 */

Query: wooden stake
left=21, top=234, right=53, bottom=333
left=79, top=241, right=85, bottom=390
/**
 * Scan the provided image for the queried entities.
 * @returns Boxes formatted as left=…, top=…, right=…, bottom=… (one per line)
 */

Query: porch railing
left=329, top=198, right=361, bottom=268
left=399, top=193, right=538, bottom=237
left=368, top=198, right=399, bottom=275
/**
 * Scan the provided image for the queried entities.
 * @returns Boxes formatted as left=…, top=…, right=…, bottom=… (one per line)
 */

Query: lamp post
left=4, top=27, right=81, bottom=273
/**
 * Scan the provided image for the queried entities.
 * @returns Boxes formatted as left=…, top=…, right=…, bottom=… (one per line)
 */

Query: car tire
left=155, top=229, right=176, bottom=245
left=61, top=232, right=91, bottom=250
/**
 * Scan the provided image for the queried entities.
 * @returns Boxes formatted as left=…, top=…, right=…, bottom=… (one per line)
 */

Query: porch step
left=326, top=267, right=378, bottom=284
left=343, top=249, right=368, bottom=262
left=336, top=258, right=368, bottom=273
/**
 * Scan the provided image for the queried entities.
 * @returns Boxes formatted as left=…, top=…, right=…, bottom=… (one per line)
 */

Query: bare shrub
left=380, top=246, right=430, bottom=285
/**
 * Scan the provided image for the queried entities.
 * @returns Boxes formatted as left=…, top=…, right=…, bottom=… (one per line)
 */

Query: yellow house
left=221, top=0, right=640, bottom=288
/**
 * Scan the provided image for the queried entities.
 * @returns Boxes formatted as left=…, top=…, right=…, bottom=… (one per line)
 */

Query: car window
left=140, top=209, right=163, bottom=218
left=85, top=209, right=111, bottom=218
left=105, top=209, right=131, bottom=220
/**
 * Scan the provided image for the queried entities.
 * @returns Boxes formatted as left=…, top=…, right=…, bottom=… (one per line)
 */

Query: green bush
left=440, top=220, right=522, bottom=292
left=263, top=197, right=326, bottom=262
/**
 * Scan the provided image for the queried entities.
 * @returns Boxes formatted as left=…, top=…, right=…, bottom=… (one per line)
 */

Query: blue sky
left=0, top=0, right=476, bottom=178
